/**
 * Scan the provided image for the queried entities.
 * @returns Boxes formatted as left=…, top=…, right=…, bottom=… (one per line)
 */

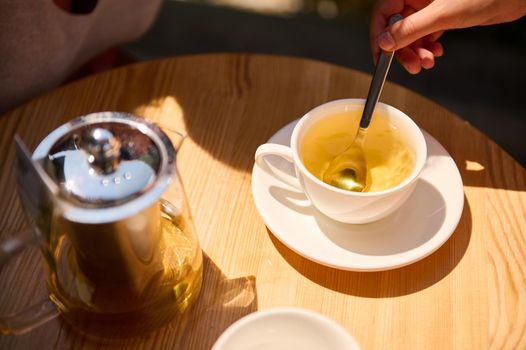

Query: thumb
left=378, top=6, right=443, bottom=51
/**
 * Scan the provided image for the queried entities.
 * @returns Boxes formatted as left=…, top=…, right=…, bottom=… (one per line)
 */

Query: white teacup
left=212, top=308, right=361, bottom=350
left=255, top=99, right=427, bottom=224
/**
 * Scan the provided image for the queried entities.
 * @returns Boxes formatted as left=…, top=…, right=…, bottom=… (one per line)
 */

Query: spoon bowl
left=322, top=128, right=367, bottom=191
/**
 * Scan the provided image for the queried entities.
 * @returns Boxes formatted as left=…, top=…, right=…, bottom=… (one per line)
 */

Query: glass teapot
left=0, top=112, right=203, bottom=337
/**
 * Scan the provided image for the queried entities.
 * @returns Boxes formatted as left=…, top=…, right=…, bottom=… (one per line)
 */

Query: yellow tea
left=300, top=109, right=415, bottom=192
left=46, top=204, right=203, bottom=337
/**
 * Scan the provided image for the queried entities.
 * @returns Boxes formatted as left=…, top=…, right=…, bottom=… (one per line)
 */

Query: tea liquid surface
left=300, top=110, right=415, bottom=192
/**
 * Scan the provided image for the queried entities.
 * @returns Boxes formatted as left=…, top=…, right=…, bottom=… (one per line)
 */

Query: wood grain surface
left=0, top=54, right=525, bottom=349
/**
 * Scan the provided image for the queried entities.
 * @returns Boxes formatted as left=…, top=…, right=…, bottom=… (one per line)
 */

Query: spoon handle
left=360, top=14, right=403, bottom=129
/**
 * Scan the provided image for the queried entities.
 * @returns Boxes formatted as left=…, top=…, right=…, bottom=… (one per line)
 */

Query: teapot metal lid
left=32, top=112, right=176, bottom=223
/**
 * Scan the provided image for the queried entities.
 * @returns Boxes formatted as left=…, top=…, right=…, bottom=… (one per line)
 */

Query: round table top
left=0, top=53, right=525, bottom=349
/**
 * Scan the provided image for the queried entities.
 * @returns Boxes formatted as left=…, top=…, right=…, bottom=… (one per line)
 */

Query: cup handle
left=255, top=144, right=302, bottom=190
left=0, top=226, right=59, bottom=335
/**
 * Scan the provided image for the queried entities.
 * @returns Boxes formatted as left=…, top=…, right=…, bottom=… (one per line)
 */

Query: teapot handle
left=0, top=227, right=59, bottom=335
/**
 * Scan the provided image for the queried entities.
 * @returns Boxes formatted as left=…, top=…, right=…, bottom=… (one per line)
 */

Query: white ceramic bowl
left=212, top=308, right=361, bottom=350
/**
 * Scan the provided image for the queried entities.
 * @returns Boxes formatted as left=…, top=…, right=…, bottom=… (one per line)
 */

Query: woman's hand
left=370, top=0, right=526, bottom=73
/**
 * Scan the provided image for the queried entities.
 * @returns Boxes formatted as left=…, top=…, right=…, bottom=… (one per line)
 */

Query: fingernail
left=378, top=31, right=395, bottom=50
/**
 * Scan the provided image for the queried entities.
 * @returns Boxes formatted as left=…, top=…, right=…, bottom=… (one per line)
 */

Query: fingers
left=378, top=5, right=443, bottom=52
left=394, top=39, right=442, bottom=74
left=414, top=46, right=435, bottom=69
left=370, top=0, right=447, bottom=73
left=370, top=0, right=405, bottom=62
left=374, top=36, right=444, bottom=74
left=370, top=0, right=431, bottom=52
left=424, top=38, right=443, bottom=57
left=370, top=8, right=387, bottom=63
left=395, top=47, right=422, bottom=74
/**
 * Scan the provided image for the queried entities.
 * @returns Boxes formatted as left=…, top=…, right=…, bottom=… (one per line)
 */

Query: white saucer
left=251, top=119, right=464, bottom=271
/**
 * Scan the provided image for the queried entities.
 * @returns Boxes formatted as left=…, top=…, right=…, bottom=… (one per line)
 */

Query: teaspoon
left=322, top=14, right=402, bottom=192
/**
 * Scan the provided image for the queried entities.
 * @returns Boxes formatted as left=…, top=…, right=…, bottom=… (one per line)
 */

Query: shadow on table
left=53, top=254, right=257, bottom=349
left=268, top=195, right=472, bottom=297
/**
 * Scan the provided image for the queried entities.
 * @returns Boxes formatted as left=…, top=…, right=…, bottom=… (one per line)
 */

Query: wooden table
left=1, top=54, right=525, bottom=349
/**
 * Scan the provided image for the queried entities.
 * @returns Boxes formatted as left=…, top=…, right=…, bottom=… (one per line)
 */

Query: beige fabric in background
left=0, top=0, right=162, bottom=114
